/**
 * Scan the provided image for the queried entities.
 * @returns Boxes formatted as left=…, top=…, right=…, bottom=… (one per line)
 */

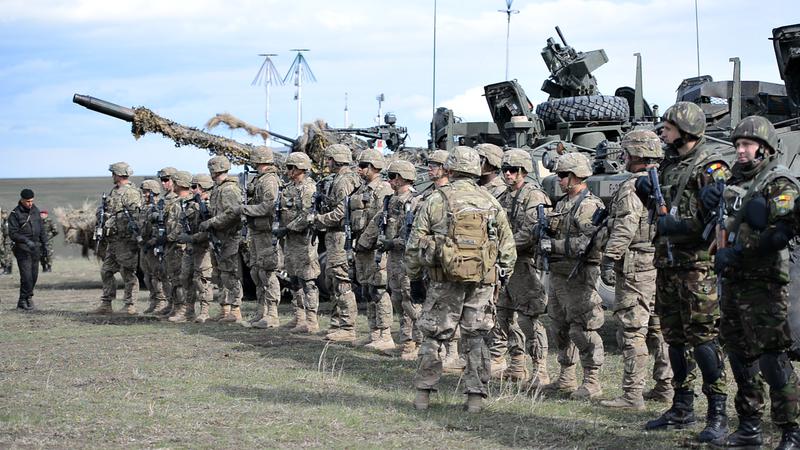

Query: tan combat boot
left=355, top=329, right=380, bottom=347
left=400, top=341, right=419, bottom=361
left=194, top=302, right=210, bottom=323
left=265, top=302, right=280, bottom=328
left=599, top=390, right=645, bottom=410
left=92, top=301, right=113, bottom=315
left=150, top=300, right=167, bottom=316
left=251, top=305, right=271, bottom=329
left=365, top=329, right=396, bottom=354
left=289, top=308, right=308, bottom=333
left=465, top=394, right=484, bottom=413
left=123, top=303, right=138, bottom=316
left=490, top=355, right=508, bottom=379
left=644, top=383, right=674, bottom=403
left=529, top=355, right=550, bottom=388
left=213, top=305, right=231, bottom=322
left=303, top=310, right=319, bottom=334
left=324, top=328, right=356, bottom=344
left=220, top=306, right=243, bottom=323
left=184, top=302, right=196, bottom=321
left=414, top=389, right=431, bottom=410
left=543, top=364, right=578, bottom=395
left=571, top=367, right=603, bottom=400
left=503, top=354, right=530, bottom=382
left=442, top=341, right=466, bottom=374
left=156, top=302, right=173, bottom=317
left=167, top=304, right=187, bottom=323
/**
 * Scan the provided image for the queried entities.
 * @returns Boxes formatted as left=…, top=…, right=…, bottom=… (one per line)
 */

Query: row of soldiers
left=92, top=101, right=800, bottom=448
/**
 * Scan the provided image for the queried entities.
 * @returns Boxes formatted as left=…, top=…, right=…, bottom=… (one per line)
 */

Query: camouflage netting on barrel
left=294, top=119, right=368, bottom=169
left=54, top=203, right=104, bottom=259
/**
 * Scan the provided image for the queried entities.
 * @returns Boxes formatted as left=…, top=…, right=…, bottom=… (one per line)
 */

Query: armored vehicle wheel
left=535, top=95, right=629, bottom=127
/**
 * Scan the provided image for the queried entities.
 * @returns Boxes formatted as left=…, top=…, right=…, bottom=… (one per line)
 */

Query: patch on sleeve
left=771, top=193, right=796, bottom=217
left=705, top=162, right=729, bottom=183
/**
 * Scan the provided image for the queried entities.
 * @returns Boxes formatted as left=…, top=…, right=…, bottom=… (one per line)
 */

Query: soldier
left=139, top=179, right=168, bottom=314
left=541, top=152, right=605, bottom=400
left=407, top=145, right=516, bottom=413
left=1, top=209, right=13, bottom=274
left=154, top=166, right=178, bottom=316
left=699, top=116, right=800, bottom=448
left=199, top=156, right=244, bottom=323
left=159, top=167, right=178, bottom=201
left=597, top=130, right=671, bottom=410
left=351, top=149, right=394, bottom=350
left=312, top=144, right=363, bottom=343
left=176, top=174, right=215, bottom=323
left=233, top=147, right=282, bottom=328
left=162, top=171, right=194, bottom=322
left=39, top=209, right=57, bottom=272
left=475, top=143, right=508, bottom=198
left=488, top=149, right=551, bottom=386
left=274, top=152, right=320, bottom=334
left=92, top=162, right=143, bottom=315
left=642, top=102, right=730, bottom=443
left=8, top=189, right=47, bottom=310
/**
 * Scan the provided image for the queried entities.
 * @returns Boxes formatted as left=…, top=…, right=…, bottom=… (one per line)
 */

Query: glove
left=272, top=228, right=288, bottom=240
left=634, top=175, right=653, bottom=199
left=699, top=183, right=724, bottom=211
left=378, top=238, right=395, bottom=252
left=539, top=236, right=552, bottom=254
left=657, top=215, right=690, bottom=236
left=600, top=255, right=616, bottom=286
left=743, top=194, right=769, bottom=231
left=715, top=246, right=742, bottom=274
left=198, top=220, right=212, bottom=232
left=177, top=233, right=193, bottom=244
left=758, top=221, right=794, bottom=253
left=410, top=278, right=427, bottom=305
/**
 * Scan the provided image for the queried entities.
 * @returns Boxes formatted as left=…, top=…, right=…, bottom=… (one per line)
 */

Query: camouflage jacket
left=207, top=177, right=243, bottom=237
left=351, top=176, right=393, bottom=250
left=498, top=182, right=551, bottom=256
left=480, top=175, right=508, bottom=199
left=103, top=182, right=143, bottom=242
left=360, top=188, right=418, bottom=255
left=602, top=171, right=656, bottom=268
left=242, top=169, right=281, bottom=234
left=547, top=187, right=604, bottom=272
left=42, top=217, right=58, bottom=241
left=280, top=177, right=316, bottom=234
left=315, top=168, right=362, bottom=230
left=405, top=178, right=516, bottom=281
left=165, top=193, right=195, bottom=246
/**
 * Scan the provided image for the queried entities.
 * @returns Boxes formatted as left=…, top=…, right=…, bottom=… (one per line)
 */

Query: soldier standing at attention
left=199, top=156, right=245, bottom=323
left=155, top=166, right=178, bottom=316
left=351, top=149, right=394, bottom=351
left=92, top=162, right=143, bottom=315
left=139, top=179, right=168, bottom=314
left=178, top=174, right=215, bottom=323
left=8, top=189, right=47, bottom=310
left=475, top=143, right=508, bottom=198
left=275, top=152, right=320, bottom=334
left=488, top=149, right=552, bottom=386
left=38, top=209, right=57, bottom=273
left=541, top=152, right=605, bottom=400
left=700, top=116, right=800, bottom=449
left=162, top=171, right=194, bottom=323
left=312, top=144, right=363, bottom=343
left=642, top=102, right=730, bottom=444
left=598, top=130, right=667, bottom=410
left=406, top=146, right=516, bottom=413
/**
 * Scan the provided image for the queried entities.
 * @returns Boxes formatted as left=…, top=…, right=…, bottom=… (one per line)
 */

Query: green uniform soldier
left=275, top=152, right=321, bottom=334
left=598, top=130, right=672, bottom=410
left=154, top=166, right=178, bottom=316
left=93, top=162, right=144, bottom=315
left=39, top=209, right=58, bottom=272
left=541, top=152, right=605, bottom=400
left=700, top=116, right=800, bottom=449
left=1, top=209, right=13, bottom=274
left=163, top=171, right=194, bottom=322
left=406, top=146, right=517, bottom=413
left=488, top=149, right=552, bottom=386
left=643, top=102, right=731, bottom=443
left=312, top=144, right=363, bottom=343
left=475, top=143, right=508, bottom=198
left=139, top=179, right=168, bottom=314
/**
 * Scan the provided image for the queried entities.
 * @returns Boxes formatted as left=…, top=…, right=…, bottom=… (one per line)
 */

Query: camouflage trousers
left=248, top=232, right=281, bottom=309
left=325, top=231, right=356, bottom=330
left=388, top=253, right=420, bottom=344
left=656, top=264, right=726, bottom=395
left=547, top=265, right=604, bottom=371
left=414, top=280, right=495, bottom=396
left=180, top=245, right=213, bottom=306
left=720, top=279, right=799, bottom=428
left=40, top=241, right=54, bottom=268
left=165, top=244, right=185, bottom=305
left=357, top=251, right=392, bottom=332
left=139, top=249, right=166, bottom=303
left=285, top=232, right=320, bottom=314
left=212, top=236, right=242, bottom=307
left=100, top=238, right=140, bottom=305
left=646, top=313, right=673, bottom=391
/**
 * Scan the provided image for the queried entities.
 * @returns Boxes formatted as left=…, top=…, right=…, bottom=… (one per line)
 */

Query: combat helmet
left=207, top=155, right=231, bottom=173
left=501, top=148, right=533, bottom=173
left=357, top=148, right=386, bottom=169
left=554, top=152, right=593, bottom=178
left=157, top=166, right=177, bottom=179
left=622, top=130, right=663, bottom=159
left=324, top=144, right=352, bottom=164
left=732, top=115, right=778, bottom=152
left=445, top=146, right=481, bottom=176
left=171, top=171, right=192, bottom=189
left=192, top=174, right=213, bottom=190
left=249, top=146, right=274, bottom=164
left=386, top=160, right=416, bottom=182
left=141, top=179, right=161, bottom=193
left=662, top=101, right=706, bottom=137
left=109, top=162, right=133, bottom=177
left=475, top=143, right=503, bottom=169
left=285, top=152, right=312, bottom=170
left=426, top=150, right=449, bottom=165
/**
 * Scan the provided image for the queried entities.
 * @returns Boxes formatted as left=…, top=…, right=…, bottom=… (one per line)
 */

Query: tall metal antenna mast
left=376, top=93, right=385, bottom=125
left=430, top=0, right=438, bottom=150
left=251, top=53, right=283, bottom=145
left=284, top=49, right=316, bottom=137
left=498, top=0, right=519, bottom=80
left=344, top=92, right=350, bottom=128
left=694, top=0, right=701, bottom=76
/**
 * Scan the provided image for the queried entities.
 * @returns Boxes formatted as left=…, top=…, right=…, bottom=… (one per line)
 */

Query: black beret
left=20, top=188, right=34, bottom=200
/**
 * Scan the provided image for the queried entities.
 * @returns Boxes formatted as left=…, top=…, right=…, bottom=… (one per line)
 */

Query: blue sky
left=0, top=0, right=792, bottom=178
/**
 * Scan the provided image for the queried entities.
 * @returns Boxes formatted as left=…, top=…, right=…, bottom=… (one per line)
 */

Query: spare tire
left=536, top=95, right=629, bottom=127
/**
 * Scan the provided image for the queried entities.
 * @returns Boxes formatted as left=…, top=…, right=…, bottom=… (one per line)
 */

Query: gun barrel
left=73, top=94, right=135, bottom=122
left=555, top=26, right=567, bottom=46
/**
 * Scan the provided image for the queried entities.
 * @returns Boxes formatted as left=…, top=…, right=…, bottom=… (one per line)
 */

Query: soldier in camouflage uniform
left=475, top=143, right=507, bottom=198
left=407, top=146, right=516, bottom=413
left=154, top=167, right=178, bottom=316
left=312, top=144, right=363, bottom=343
left=700, top=116, right=800, bottom=449
left=1, top=209, right=13, bottom=274
left=162, top=171, right=194, bottom=322
left=541, top=152, right=606, bottom=400
left=199, top=156, right=244, bottom=323
left=39, top=209, right=58, bottom=272
left=351, top=149, right=394, bottom=351
left=92, top=162, right=143, bottom=315
left=274, top=152, right=320, bottom=334
left=234, top=147, right=282, bottom=328
left=488, top=149, right=551, bottom=387
left=598, top=130, right=672, bottom=410
left=642, top=102, right=730, bottom=443
left=139, top=179, right=168, bottom=314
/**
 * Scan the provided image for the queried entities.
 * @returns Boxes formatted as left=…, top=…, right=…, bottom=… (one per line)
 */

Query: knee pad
left=727, top=351, right=760, bottom=385
left=669, top=345, right=690, bottom=385
left=759, top=352, right=793, bottom=389
left=694, top=341, right=724, bottom=384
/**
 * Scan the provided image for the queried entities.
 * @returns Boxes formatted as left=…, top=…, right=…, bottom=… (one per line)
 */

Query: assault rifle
left=122, top=205, right=143, bottom=245
left=568, top=207, right=609, bottom=280
left=240, top=165, right=251, bottom=239
left=154, top=198, right=166, bottom=263
left=344, top=195, right=353, bottom=263
left=404, top=204, right=415, bottom=243
left=309, top=190, right=323, bottom=246
left=272, top=188, right=282, bottom=246
left=647, top=167, right=674, bottom=265
left=94, top=192, right=107, bottom=253
left=194, top=193, right=222, bottom=258
left=704, top=180, right=728, bottom=297
left=375, top=195, right=391, bottom=266
left=536, top=203, right=550, bottom=272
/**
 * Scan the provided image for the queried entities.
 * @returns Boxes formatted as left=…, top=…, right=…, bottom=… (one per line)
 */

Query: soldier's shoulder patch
left=771, top=192, right=796, bottom=217
left=704, top=162, right=729, bottom=183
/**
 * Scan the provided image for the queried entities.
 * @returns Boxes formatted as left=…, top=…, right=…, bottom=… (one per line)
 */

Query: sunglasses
left=286, top=165, right=297, bottom=171
left=427, top=163, right=443, bottom=169
left=502, top=166, right=521, bottom=174
left=191, top=184, right=198, bottom=189
left=557, top=172, right=571, bottom=179
left=388, top=173, right=401, bottom=180
left=160, top=177, right=171, bottom=182
left=358, top=162, right=372, bottom=169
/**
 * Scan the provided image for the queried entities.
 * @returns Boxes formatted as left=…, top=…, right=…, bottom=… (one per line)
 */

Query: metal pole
left=296, top=61, right=303, bottom=137
left=265, top=65, right=271, bottom=145
left=430, top=0, right=437, bottom=150
left=695, top=0, right=701, bottom=76
left=505, top=13, right=511, bottom=80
